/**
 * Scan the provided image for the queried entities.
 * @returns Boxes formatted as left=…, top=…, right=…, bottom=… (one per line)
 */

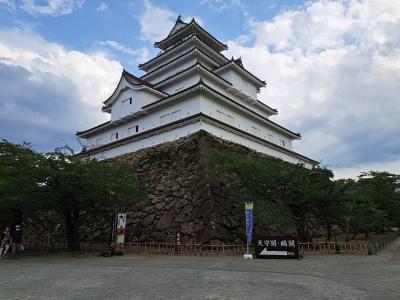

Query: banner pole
left=244, top=202, right=254, bottom=260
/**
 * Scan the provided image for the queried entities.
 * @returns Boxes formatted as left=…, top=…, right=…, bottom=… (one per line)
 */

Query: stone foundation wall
left=24, top=131, right=291, bottom=244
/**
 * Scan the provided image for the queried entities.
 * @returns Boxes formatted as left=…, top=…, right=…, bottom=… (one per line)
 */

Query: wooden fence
left=123, top=243, right=248, bottom=256
left=22, top=232, right=399, bottom=256
left=299, top=232, right=400, bottom=255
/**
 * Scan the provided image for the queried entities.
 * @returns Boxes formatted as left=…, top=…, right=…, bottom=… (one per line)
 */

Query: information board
left=254, top=236, right=299, bottom=258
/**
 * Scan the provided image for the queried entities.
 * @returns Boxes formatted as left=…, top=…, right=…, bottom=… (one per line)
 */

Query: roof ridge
left=167, top=15, right=189, bottom=37
left=155, top=16, right=228, bottom=51
left=139, top=34, right=230, bottom=69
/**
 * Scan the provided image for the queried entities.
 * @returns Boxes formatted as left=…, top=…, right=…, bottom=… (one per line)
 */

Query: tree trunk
left=344, top=217, right=350, bottom=242
left=64, top=208, right=80, bottom=251
left=326, top=223, right=332, bottom=242
left=297, top=223, right=309, bottom=242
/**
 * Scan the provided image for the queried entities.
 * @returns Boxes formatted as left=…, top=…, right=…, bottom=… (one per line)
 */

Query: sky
left=0, top=0, right=399, bottom=179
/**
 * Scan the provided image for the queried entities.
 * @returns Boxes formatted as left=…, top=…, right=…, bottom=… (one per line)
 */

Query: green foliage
left=39, top=147, right=142, bottom=212
left=208, top=149, right=400, bottom=241
left=357, top=172, right=400, bottom=228
left=0, top=140, right=142, bottom=250
left=0, top=139, right=44, bottom=210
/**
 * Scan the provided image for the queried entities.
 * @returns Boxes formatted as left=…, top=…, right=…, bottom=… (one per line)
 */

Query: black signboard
left=254, top=235, right=299, bottom=259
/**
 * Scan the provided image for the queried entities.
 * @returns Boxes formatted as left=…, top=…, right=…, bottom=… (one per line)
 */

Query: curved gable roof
left=102, top=69, right=168, bottom=110
left=167, top=15, right=188, bottom=37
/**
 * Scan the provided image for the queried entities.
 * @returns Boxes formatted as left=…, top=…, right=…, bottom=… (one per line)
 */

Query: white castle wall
left=85, top=91, right=303, bottom=167
left=111, top=89, right=161, bottom=121
left=217, top=68, right=258, bottom=99
left=87, top=94, right=202, bottom=148
left=199, top=94, right=293, bottom=149
left=90, top=121, right=203, bottom=160
left=88, top=118, right=311, bottom=168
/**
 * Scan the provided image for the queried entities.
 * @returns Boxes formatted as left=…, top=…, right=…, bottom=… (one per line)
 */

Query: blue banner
left=245, top=203, right=253, bottom=246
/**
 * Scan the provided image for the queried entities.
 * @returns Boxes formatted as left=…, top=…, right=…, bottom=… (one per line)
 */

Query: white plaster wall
left=110, top=89, right=161, bottom=121
left=200, top=77, right=272, bottom=119
left=88, top=117, right=310, bottom=167
left=87, top=94, right=202, bottom=148
left=94, top=86, right=292, bottom=151
left=156, top=70, right=273, bottom=119
left=85, top=92, right=313, bottom=167
left=199, top=94, right=293, bottom=149
left=90, top=121, right=202, bottom=160
left=218, top=69, right=258, bottom=99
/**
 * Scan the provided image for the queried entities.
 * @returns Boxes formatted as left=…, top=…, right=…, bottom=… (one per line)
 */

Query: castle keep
left=77, top=16, right=317, bottom=168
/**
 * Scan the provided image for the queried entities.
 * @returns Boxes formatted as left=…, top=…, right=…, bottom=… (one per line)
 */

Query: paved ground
left=1, top=239, right=400, bottom=300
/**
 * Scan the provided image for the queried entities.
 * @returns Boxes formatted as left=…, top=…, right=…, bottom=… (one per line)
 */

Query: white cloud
left=0, top=27, right=122, bottom=150
left=138, top=0, right=203, bottom=42
left=98, top=40, right=150, bottom=62
left=227, top=0, right=400, bottom=176
left=96, top=2, right=108, bottom=12
left=201, top=0, right=242, bottom=12
left=139, top=0, right=176, bottom=42
left=20, top=0, right=84, bottom=16
left=334, top=160, right=400, bottom=179
left=0, top=0, right=15, bottom=11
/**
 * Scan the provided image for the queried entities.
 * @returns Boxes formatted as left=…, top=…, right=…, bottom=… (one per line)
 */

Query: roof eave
left=76, top=120, right=112, bottom=138
left=214, top=63, right=266, bottom=88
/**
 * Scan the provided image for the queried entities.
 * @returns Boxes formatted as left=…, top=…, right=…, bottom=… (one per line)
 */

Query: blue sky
left=0, top=1, right=303, bottom=55
left=0, top=0, right=399, bottom=178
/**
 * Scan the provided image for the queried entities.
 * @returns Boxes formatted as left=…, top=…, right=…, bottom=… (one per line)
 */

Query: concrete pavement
left=1, top=239, right=400, bottom=299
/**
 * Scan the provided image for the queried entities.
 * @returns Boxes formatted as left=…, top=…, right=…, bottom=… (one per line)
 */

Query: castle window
left=128, top=125, right=139, bottom=135
left=171, top=109, right=182, bottom=122
left=121, top=98, right=132, bottom=110
left=226, top=114, right=235, bottom=125
left=160, top=113, right=170, bottom=125
left=95, top=138, right=103, bottom=146
left=111, top=132, right=118, bottom=141
left=251, top=126, right=261, bottom=136
left=280, top=139, right=285, bottom=147
left=216, top=110, right=225, bottom=120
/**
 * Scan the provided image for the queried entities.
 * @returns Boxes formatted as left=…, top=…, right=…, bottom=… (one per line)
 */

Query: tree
left=357, top=171, right=400, bottom=231
left=0, top=139, right=44, bottom=211
left=0, top=140, right=143, bottom=251
left=39, top=147, right=142, bottom=250
left=334, top=179, right=356, bottom=241
left=337, top=172, right=398, bottom=240
left=305, top=168, right=338, bottom=241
